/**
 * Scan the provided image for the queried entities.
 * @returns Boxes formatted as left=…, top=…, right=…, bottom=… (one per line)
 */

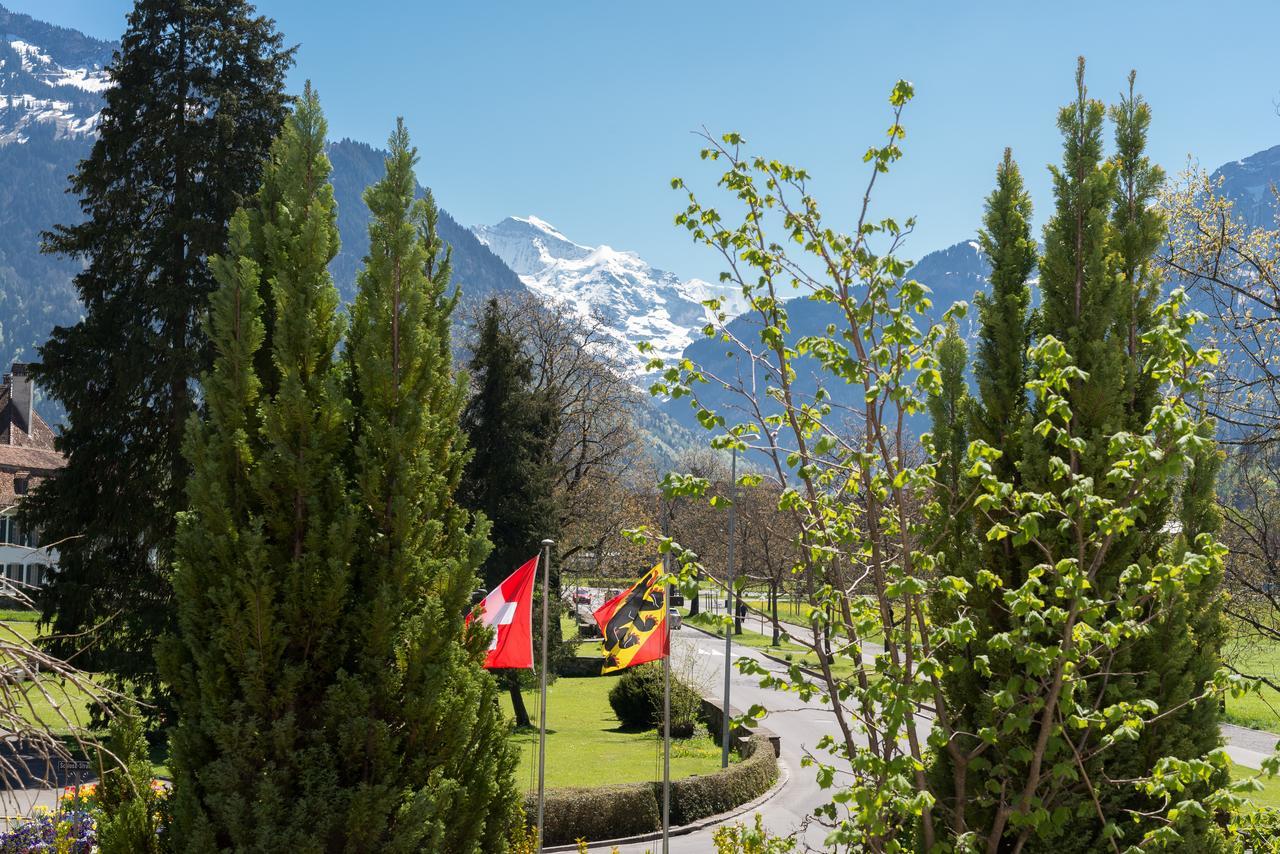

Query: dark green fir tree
left=26, top=0, right=293, bottom=713
left=343, top=121, right=517, bottom=850
left=460, top=297, right=560, bottom=727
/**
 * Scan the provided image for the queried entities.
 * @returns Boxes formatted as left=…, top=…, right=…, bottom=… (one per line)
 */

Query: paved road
left=587, top=626, right=847, bottom=853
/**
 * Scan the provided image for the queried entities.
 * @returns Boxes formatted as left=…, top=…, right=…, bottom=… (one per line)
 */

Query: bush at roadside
left=607, top=663, right=703, bottom=736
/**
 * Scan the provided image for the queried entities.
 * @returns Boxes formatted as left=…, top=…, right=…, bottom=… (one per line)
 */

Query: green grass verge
left=1232, top=761, right=1280, bottom=810
left=500, top=675, right=727, bottom=790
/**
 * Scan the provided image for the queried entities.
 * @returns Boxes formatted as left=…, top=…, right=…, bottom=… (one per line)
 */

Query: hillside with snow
left=472, top=215, right=747, bottom=373
left=0, top=6, right=111, bottom=145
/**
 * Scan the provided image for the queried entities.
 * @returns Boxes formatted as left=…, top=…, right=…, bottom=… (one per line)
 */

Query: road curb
left=548, top=763, right=792, bottom=853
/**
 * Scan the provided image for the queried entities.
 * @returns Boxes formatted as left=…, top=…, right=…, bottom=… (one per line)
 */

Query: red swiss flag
left=468, top=556, right=538, bottom=669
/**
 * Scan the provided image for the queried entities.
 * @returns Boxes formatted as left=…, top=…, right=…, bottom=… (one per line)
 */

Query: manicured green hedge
left=669, top=734, right=779, bottom=826
left=526, top=733, right=779, bottom=846
left=526, top=782, right=661, bottom=846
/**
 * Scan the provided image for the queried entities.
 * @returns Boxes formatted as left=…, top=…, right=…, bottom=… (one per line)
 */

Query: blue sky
left=11, top=0, right=1280, bottom=282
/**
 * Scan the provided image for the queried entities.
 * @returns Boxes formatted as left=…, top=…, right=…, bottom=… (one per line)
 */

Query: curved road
left=588, top=626, right=845, bottom=853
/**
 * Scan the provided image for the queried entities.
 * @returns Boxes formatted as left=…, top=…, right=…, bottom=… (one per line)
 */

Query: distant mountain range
left=0, top=4, right=523, bottom=375
left=2, top=1, right=1279, bottom=458
left=472, top=215, right=746, bottom=374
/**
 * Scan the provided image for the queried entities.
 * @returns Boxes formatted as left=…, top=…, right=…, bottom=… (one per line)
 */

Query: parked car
left=668, top=608, right=682, bottom=630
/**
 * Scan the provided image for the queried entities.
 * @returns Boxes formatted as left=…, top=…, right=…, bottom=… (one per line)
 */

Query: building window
left=0, top=516, right=9, bottom=544
left=5, top=563, right=21, bottom=585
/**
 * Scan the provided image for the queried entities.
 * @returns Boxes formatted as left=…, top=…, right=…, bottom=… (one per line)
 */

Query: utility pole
left=721, top=445, right=737, bottom=769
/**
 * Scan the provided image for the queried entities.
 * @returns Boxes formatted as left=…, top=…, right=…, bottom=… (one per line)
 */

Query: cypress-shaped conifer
left=342, top=121, right=517, bottom=851
left=163, top=85, right=358, bottom=850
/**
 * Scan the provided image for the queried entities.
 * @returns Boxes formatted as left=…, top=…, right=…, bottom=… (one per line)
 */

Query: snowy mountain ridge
left=0, top=5, right=113, bottom=145
left=472, top=215, right=748, bottom=374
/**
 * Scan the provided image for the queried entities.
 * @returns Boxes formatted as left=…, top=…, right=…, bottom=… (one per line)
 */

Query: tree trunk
left=508, top=678, right=531, bottom=728
left=688, top=570, right=700, bottom=617
left=734, top=592, right=744, bottom=635
left=771, top=585, right=780, bottom=646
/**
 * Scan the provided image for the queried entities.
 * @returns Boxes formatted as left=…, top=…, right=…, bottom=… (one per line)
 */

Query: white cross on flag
left=468, top=555, right=538, bottom=669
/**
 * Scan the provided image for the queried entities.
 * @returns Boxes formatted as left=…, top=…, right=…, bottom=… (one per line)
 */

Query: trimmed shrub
left=526, top=782, right=661, bottom=846
left=608, top=663, right=702, bottom=735
left=527, top=734, right=780, bottom=845
left=669, top=734, right=779, bottom=826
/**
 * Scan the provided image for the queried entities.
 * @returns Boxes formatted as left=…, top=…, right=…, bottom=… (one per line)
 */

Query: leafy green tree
left=343, top=120, right=517, bottom=851
left=460, top=298, right=561, bottom=727
left=26, top=0, right=293, bottom=714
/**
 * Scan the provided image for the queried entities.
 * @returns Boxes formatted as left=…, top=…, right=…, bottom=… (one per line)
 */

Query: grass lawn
left=1223, top=629, right=1280, bottom=734
left=1232, top=761, right=1280, bottom=810
left=15, top=675, right=99, bottom=736
left=500, top=675, right=728, bottom=791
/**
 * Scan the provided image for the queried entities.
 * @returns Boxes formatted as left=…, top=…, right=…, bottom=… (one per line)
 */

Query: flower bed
left=0, top=779, right=167, bottom=852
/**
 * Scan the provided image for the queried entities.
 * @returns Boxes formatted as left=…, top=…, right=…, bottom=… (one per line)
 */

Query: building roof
left=0, top=383, right=57, bottom=454
left=0, top=366, right=64, bottom=509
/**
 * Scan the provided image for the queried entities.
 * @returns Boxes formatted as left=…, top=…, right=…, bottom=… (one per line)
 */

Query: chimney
left=10, top=363, right=33, bottom=437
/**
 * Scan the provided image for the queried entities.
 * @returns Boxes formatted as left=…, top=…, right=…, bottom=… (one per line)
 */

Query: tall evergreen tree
left=26, top=0, right=293, bottom=710
left=163, top=86, right=359, bottom=850
left=1028, top=60, right=1221, bottom=852
left=343, top=121, right=516, bottom=850
left=1110, top=70, right=1164, bottom=426
left=460, top=298, right=560, bottom=727
left=927, top=150, right=1035, bottom=827
left=929, top=61, right=1224, bottom=851
left=972, top=148, right=1036, bottom=476
left=166, top=104, right=516, bottom=851
left=1102, top=72, right=1225, bottom=849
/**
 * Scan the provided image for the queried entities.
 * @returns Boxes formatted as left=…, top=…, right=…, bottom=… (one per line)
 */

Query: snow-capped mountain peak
left=472, top=216, right=746, bottom=375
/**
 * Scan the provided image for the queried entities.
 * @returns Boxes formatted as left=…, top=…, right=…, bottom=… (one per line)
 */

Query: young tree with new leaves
left=653, top=62, right=1246, bottom=852
left=28, top=0, right=293, bottom=713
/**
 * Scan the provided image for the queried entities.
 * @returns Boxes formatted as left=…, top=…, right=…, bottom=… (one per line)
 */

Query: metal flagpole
left=721, top=445, right=737, bottom=768
left=662, top=551, right=672, bottom=854
left=536, top=539, right=554, bottom=853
